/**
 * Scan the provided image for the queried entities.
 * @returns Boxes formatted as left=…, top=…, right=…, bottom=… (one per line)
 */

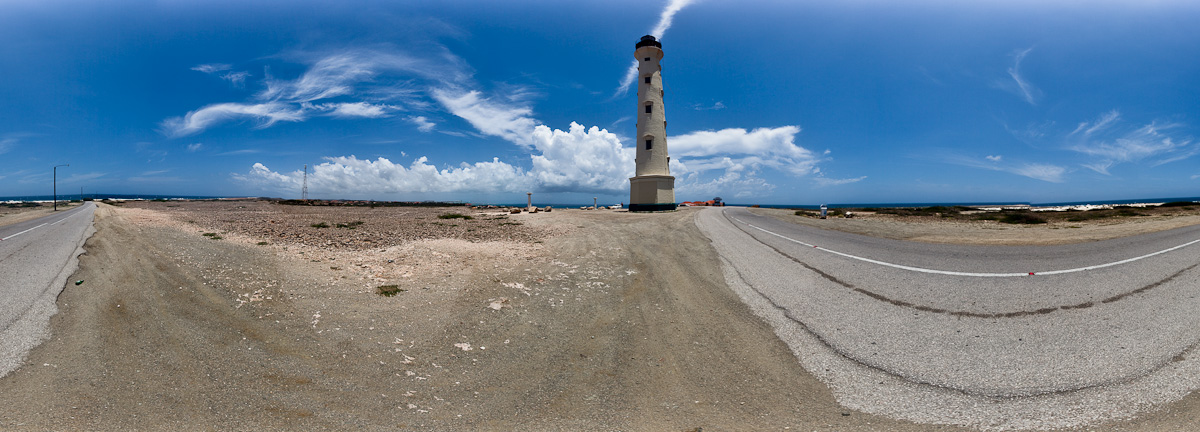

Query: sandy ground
left=751, top=207, right=1200, bottom=245
left=0, top=202, right=83, bottom=228
left=2, top=200, right=1199, bottom=430
left=0, top=201, right=956, bottom=431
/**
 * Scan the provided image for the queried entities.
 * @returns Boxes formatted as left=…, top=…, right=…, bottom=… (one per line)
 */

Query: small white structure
left=628, top=35, right=676, bottom=212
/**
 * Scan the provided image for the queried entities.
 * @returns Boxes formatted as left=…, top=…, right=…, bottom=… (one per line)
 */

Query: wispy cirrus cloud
left=316, top=102, right=396, bottom=118
left=615, top=0, right=697, bottom=97
left=997, top=47, right=1040, bottom=105
left=165, top=47, right=468, bottom=137
left=1068, top=110, right=1196, bottom=174
left=813, top=175, right=867, bottom=187
left=191, top=63, right=231, bottom=74
left=162, top=102, right=306, bottom=137
left=949, top=154, right=1067, bottom=183
left=0, top=137, right=17, bottom=155
left=431, top=88, right=539, bottom=148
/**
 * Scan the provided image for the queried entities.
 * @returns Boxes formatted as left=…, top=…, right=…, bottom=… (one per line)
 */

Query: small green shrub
left=438, top=213, right=473, bottom=220
left=256, top=241, right=269, bottom=245
left=202, top=232, right=223, bottom=240
left=999, top=213, right=1046, bottom=224
left=310, top=222, right=330, bottom=228
left=377, top=285, right=405, bottom=297
left=335, top=221, right=364, bottom=229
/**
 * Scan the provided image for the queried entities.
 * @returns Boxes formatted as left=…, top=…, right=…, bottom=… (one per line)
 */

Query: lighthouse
left=628, top=35, right=677, bottom=212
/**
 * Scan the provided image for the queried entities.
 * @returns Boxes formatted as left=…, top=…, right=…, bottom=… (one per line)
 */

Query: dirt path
left=0, top=203, right=959, bottom=430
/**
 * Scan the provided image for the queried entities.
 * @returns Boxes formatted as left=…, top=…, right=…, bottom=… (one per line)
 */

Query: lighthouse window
left=644, top=76, right=651, bottom=84
left=644, top=57, right=650, bottom=61
left=645, top=104, right=652, bottom=114
left=645, top=139, right=653, bottom=150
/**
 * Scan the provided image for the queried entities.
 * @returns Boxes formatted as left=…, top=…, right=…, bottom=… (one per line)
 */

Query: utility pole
left=301, top=164, right=309, bottom=200
left=53, top=164, right=69, bottom=211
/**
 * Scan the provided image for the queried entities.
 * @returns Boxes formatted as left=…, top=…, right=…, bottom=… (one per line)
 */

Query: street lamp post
left=53, top=164, right=69, bottom=211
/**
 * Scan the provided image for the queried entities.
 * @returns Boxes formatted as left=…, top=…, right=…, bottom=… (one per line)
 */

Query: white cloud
left=986, top=155, right=1003, bottom=162
left=1010, top=163, right=1066, bottom=182
left=221, top=71, right=251, bottom=88
left=671, top=126, right=820, bottom=176
left=408, top=115, right=436, bottom=132
left=1069, top=114, right=1196, bottom=173
left=814, top=175, right=867, bottom=186
left=1071, top=109, right=1120, bottom=136
left=191, top=64, right=231, bottom=74
left=432, top=88, right=538, bottom=148
left=167, top=48, right=468, bottom=137
left=0, top=137, right=16, bottom=155
left=529, top=123, right=634, bottom=194
left=1005, top=47, right=1039, bottom=105
left=238, top=122, right=636, bottom=196
left=615, top=0, right=697, bottom=96
left=317, top=102, right=395, bottom=118
left=693, top=101, right=726, bottom=111
left=186, top=143, right=204, bottom=152
left=161, top=102, right=307, bottom=137
left=677, top=170, right=775, bottom=198
left=949, top=155, right=1066, bottom=183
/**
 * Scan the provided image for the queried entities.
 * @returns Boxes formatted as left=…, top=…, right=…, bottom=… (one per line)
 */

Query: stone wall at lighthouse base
left=629, top=175, right=677, bottom=212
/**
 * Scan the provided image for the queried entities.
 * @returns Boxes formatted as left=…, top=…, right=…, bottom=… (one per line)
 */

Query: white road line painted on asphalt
left=1, top=223, right=49, bottom=241
left=731, top=215, right=1200, bottom=278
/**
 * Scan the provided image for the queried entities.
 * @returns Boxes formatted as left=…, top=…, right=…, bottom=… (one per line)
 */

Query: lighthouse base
left=628, top=175, right=676, bottom=212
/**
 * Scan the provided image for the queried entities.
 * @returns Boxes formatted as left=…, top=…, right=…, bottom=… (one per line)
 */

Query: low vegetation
left=376, top=285, right=405, bottom=297
left=335, top=221, right=364, bottom=229
left=438, top=213, right=474, bottom=220
left=202, top=232, right=223, bottom=240
left=310, top=222, right=330, bottom=228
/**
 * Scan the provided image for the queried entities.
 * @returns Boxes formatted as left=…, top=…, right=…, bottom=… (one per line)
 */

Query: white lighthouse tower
left=628, top=35, right=677, bottom=212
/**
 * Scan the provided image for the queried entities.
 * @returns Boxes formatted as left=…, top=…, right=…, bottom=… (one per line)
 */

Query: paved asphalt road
left=697, top=206, right=1200, bottom=430
left=0, top=202, right=96, bottom=377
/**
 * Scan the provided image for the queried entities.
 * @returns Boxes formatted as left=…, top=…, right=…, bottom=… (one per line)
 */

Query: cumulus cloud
left=529, top=123, right=634, bottom=193
left=239, top=122, right=637, bottom=197
left=615, top=0, right=697, bottom=97
left=671, top=126, right=819, bottom=175
left=408, top=115, right=436, bottom=132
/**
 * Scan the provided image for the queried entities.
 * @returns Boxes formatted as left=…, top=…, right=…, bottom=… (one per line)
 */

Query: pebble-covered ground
left=121, top=199, right=554, bottom=250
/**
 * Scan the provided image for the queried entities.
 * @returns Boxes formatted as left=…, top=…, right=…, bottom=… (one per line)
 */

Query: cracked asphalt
left=697, top=206, right=1200, bottom=430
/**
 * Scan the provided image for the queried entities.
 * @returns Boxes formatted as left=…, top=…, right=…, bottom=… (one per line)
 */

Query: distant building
left=628, top=35, right=676, bottom=212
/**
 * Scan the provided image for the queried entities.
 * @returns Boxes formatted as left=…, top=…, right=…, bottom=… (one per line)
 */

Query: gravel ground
left=4, top=199, right=1198, bottom=430
left=753, top=207, right=1200, bottom=245
left=0, top=201, right=948, bottom=430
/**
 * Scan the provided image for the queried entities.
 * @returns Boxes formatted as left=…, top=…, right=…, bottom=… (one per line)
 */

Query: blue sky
left=1, top=0, right=1198, bottom=205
